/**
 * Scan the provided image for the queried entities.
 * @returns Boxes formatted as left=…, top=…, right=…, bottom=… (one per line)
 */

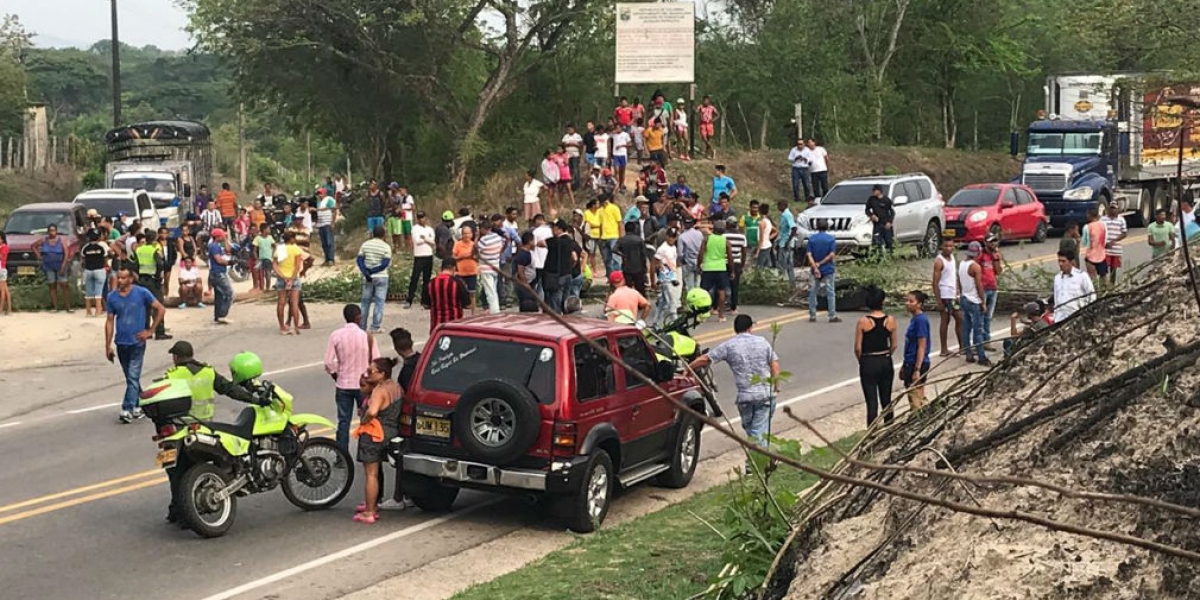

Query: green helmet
left=685, top=288, right=713, bottom=318
left=229, top=352, right=263, bottom=384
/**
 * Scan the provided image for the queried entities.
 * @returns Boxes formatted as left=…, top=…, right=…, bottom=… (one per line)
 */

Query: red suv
left=399, top=314, right=708, bottom=532
left=943, top=183, right=1049, bottom=243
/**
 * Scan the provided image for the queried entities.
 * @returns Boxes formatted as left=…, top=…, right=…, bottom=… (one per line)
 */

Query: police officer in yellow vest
left=164, top=341, right=258, bottom=525
left=135, top=231, right=171, bottom=340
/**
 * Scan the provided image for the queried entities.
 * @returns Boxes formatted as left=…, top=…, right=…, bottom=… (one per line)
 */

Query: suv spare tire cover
left=453, top=379, right=542, bottom=465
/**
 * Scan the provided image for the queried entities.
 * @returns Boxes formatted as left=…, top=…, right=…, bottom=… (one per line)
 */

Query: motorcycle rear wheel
left=181, top=463, right=238, bottom=538
left=283, top=437, right=354, bottom=511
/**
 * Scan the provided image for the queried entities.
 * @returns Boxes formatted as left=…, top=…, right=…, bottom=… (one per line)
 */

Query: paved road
left=0, top=231, right=1156, bottom=599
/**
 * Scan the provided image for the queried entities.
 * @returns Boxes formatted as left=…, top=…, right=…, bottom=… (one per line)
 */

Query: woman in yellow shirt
left=453, top=226, right=479, bottom=316
left=273, top=231, right=309, bottom=335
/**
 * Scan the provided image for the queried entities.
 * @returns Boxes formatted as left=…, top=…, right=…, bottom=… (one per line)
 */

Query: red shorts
left=1105, top=255, right=1122, bottom=269
left=700, top=122, right=715, bottom=137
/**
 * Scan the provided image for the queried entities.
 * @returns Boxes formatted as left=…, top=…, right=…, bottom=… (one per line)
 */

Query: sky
left=3, top=0, right=191, bottom=50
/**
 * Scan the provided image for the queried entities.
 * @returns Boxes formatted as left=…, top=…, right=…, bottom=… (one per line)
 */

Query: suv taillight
left=553, top=422, right=577, bottom=451
left=398, top=402, right=414, bottom=437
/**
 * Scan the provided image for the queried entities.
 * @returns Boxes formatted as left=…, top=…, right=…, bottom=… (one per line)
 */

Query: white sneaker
left=119, top=411, right=133, bottom=424
left=377, top=498, right=412, bottom=511
left=132, top=408, right=146, bottom=420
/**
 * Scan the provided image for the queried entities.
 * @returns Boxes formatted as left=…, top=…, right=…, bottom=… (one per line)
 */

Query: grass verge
left=450, top=436, right=857, bottom=600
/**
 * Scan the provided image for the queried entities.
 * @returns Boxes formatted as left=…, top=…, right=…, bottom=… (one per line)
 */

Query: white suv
left=796, top=173, right=944, bottom=257
left=71, top=189, right=172, bottom=229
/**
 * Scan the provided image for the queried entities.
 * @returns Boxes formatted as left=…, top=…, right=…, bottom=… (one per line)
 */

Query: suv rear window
left=421, top=335, right=557, bottom=403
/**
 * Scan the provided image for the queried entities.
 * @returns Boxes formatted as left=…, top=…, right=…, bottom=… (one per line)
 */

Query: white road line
left=0, top=422, right=21, bottom=429
left=197, top=499, right=500, bottom=600
left=66, top=403, right=122, bottom=414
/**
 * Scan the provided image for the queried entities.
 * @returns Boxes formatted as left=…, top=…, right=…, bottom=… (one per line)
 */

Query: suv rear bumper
left=403, top=452, right=588, bottom=494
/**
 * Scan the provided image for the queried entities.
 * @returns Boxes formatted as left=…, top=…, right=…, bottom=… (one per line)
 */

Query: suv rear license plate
left=155, top=448, right=178, bottom=468
left=16, top=266, right=34, bottom=276
left=416, top=416, right=451, bottom=439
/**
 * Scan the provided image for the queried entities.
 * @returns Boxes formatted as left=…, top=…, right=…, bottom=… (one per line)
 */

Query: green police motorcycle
left=139, top=352, right=353, bottom=538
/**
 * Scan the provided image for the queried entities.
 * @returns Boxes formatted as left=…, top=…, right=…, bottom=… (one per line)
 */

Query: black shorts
left=701, top=270, right=731, bottom=294
left=900, top=362, right=930, bottom=387
left=1088, top=259, right=1109, bottom=277
left=357, top=436, right=386, bottom=463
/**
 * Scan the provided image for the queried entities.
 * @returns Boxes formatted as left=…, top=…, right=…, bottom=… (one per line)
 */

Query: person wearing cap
left=80, top=228, right=110, bottom=317
left=105, top=265, right=167, bottom=423
left=423, top=258, right=469, bottom=333
left=522, top=169, right=545, bottom=222
left=958, top=241, right=989, bottom=366
left=672, top=99, right=690, bottom=161
left=979, top=233, right=1003, bottom=351
left=406, top=212, right=436, bottom=308
left=161, top=340, right=257, bottom=524
left=1005, top=301, right=1052, bottom=358
left=604, top=271, right=649, bottom=323
left=207, top=228, right=235, bottom=325
left=1100, top=201, right=1128, bottom=285
left=435, top=210, right=455, bottom=260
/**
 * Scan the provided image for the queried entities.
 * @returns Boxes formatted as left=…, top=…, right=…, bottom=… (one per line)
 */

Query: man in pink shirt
left=604, top=271, right=650, bottom=322
left=324, top=304, right=378, bottom=452
left=1083, top=208, right=1108, bottom=283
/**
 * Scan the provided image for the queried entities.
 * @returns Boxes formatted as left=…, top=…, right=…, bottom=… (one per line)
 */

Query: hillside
left=0, top=167, right=82, bottom=219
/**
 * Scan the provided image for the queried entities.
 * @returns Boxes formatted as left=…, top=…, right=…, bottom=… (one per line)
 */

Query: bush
left=303, top=257, right=415, bottom=303
left=738, top=266, right=793, bottom=305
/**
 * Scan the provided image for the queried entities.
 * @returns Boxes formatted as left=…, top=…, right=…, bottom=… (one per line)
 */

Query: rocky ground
left=773, top=251, right=1200, bottom=599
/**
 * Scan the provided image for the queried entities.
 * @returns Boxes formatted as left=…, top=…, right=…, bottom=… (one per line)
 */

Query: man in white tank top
left=958, top=241, right=990, bottom=366
left=931, top=239, right=962, bottom=357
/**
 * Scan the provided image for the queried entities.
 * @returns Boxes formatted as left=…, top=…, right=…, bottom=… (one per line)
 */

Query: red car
left=943, top=183, right=1049, bottom=243
left=398, top=314, right=707, bottom=533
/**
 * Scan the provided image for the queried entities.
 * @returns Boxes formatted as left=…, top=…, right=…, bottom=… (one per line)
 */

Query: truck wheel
left=565, top=451, right=614, bottom=533
left=454, top=380, right=541, bottom=465
left=918, top=221, right=941, bottom=258
left=656, top=415, right=701, bottom=489
left=1130, top=190, right=1152, bottom=228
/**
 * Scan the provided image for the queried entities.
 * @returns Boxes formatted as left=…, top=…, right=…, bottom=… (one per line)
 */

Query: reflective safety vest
left=135, top=244, right=159, bottom=277
left=166, top=363, right=217, bottom=420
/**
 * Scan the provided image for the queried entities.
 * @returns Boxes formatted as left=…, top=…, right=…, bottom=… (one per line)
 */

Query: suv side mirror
left=654, top=359, right=675, bottom=383
left=893, top=195, right=909, bottom=205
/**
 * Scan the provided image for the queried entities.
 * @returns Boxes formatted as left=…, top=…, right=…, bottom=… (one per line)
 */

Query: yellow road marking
left=0, top=476, right=165, bottom=527
left=0, top=469, right=162, bottom=515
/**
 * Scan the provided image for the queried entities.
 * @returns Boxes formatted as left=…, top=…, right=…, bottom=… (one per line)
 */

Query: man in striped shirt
left=1100, top=202, right=1127, bottom=286
left=357, top=226, right=392, bottom=333
left=723, top=216, right=748, bottom=314
left=476, top=220, right=506, bottom=315
left=423, top=258, right=469, bottom=333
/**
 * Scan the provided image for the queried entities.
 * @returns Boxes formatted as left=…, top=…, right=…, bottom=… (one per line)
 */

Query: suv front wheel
left=657, top=415, right=701, bottom=488
left=565, top=451, right=614, bottom=533
left=919, top=220, right=942, bottom=258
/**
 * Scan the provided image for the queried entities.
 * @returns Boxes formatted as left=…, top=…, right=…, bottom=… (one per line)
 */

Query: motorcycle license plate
left=415, top=416, right=451, bottom=439
left=16, top=266, right=34, bottom=276
left=155, top=448, right=178, bottom=468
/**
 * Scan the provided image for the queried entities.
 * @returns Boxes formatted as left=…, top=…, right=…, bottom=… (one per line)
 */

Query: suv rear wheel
left=404, top=472, right=460, bottom=513
left=656, top=415, right=701, bottom=488
left=454, top=380, right=541, bottom=465
left=565, top=451, right=614, bottom=533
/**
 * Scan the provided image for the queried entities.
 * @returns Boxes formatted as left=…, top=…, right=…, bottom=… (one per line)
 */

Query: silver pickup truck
left=795, top=173, right=944, bottom=257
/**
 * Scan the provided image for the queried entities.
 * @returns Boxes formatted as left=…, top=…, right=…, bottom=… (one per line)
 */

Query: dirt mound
left=772, top=252, right=1200, bottom=600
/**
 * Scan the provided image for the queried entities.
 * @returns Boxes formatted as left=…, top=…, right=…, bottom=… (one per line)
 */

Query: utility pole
left=110, top=0, right=121, bottom=126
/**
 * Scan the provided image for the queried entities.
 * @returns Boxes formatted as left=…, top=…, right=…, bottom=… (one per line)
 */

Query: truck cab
left=106, top=162, right=190, bottom=228
left=1021, top=119, right=1117, bottom=229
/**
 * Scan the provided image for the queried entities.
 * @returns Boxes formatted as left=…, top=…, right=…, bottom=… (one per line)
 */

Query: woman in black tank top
left=855, top=287, right=897, bottom=426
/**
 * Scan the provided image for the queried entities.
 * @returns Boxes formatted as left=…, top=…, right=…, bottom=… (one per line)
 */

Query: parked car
left=796, top=173, right=944, bottom=257
left=399, top=314, right=708, bottom=533
left=71, top=188, right=169, bottom=229
left=2, top=203, right=89, bottom=281
left=943, top=183, right=1049, bottom=243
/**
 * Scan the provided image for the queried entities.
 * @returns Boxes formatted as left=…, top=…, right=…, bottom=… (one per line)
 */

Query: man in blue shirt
left=667, top=175, right=692, bottom=202
left=208, top=228, right=235, bottom=325
left=775, top=200, right=797, bottom=286
left=106, top=266, right=166, bottom=423
left=805, top=217, right=840, bottom=323
left=710, top=165, right=737, bottom=211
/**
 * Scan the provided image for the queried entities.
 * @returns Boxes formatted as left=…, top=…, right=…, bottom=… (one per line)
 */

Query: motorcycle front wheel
left=181, top=463, right=238, bottom=538
left=283, top=437, right=354, bottom=511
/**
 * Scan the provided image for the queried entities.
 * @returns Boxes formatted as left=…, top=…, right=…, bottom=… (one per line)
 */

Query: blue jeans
left=962, top=299, right=986, bottom=361
left=808, top=272, right=836, bottom=319
left=568, top=273, right=585, bottom=301
left=776, top=245, right=796, bottom=285
left=601, top=240, right=620, bottom=275
left=209, top=272, right=234, bottom=320
left=983, top=289, right=997, bottom=342
left=334, top=388, right=362, bottom=454
left=543, top=273, right=571, bottom=314
left=737, top=396, right=776, bottom=445
left=681, top=264, right=700, bottom=293
left=790, top=166, right=812, bottom=202
left=318, top=226, right=335, bottom=264
left=367, top=216, right=384, bottom=234
left=361, top=277, right=388, bottom=330
left=117, top=343, right=146, bottom=413
left=755, top=249, right=773, bottom=268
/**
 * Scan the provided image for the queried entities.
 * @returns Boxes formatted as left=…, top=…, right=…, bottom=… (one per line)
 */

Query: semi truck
left=103, top=120, right=214, bottom=227
left=1014, top=74, right=1200, bottom=228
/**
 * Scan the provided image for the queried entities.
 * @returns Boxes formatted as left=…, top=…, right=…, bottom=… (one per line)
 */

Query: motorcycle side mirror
left=654, top=359, right=676, bottom=383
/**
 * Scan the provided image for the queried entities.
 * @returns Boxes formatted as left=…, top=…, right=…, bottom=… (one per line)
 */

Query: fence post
left=52, top=136, right=58, bottom=166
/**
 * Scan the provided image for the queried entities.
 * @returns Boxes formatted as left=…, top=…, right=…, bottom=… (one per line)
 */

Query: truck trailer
left=1016, top=74, right=1200, bottom=228
left=103, top=120, right=214, bottom=225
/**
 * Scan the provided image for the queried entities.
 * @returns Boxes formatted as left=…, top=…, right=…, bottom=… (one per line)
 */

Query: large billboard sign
left=615, top=3, right=695, bottom=84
